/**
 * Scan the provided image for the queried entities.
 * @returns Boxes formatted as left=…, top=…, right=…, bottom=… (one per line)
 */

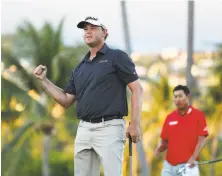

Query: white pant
left=74, top=119, right=126, bottom=176
left=162, top=160, right=200, bottom=176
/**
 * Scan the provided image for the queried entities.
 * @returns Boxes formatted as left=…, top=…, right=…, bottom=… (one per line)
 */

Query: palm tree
left=1, top=61, right=48, bottom=176
left=143, top=76, right=174, bottom=175
left=15, top=19, right=88, bottom=176
left=2, top=20, right=66, bottom=176
left=120, top=1, right=149, bottom=175
left=186, top=0, right=197, bottom=103
left=204, top=44, right=222, bottom=176
left=1, top=19, right=88, bottom=176
left=120, top=0, right=132, bottom=55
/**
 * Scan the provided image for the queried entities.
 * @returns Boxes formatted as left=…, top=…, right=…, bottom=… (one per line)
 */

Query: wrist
left=40, top=77, right=48, bottom=86
left=189, top=155, right=196, bottom=160
left=131, top=119, right=140, bottom=125
left=158, top=146, right=165, bottom=152
left=158, top=141, right=168, bottom=151
left=157, top=146, right=165, bottom=152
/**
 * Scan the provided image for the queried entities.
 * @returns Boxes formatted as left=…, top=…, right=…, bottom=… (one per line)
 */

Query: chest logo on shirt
left=169, top=121, right=178, bottom=126
left=98, top=60, right=108, bottom=63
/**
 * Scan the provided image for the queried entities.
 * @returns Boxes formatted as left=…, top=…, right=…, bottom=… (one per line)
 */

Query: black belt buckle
left=91, top=117, right=104, bottom=123
left=83, top=115, right=122, bottom=123
left=89, top=118, right=101, bottom=123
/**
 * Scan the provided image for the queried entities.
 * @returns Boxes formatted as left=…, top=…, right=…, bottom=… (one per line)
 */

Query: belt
left=82, top=115, right=123, bottom=123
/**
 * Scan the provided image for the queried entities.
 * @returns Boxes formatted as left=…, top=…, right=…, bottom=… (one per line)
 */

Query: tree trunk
left=186, top=0, right=195, bottom=103
left=42, top=134, right=51, bottom=176
left=120, top=1, right=149, bottom=175
left=209, top=137, right=218, bottom=176
left=120, top=0, right=132, bottom=54
left=41, top=123, right=54, bottom=176
left=210, top=118, right=221, bottom=176
left=136, top=142, right=150, bottom=176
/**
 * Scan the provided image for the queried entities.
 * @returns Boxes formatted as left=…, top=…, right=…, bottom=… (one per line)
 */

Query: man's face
left=173, top=90, right=189, bottom=109
left=83, top=24, right=106, bottom=47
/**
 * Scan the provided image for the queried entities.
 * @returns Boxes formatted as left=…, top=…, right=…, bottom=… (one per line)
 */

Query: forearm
left=157, top=139, right=168, bottom=152
left=131, top=86, right=143, bottom=124
left=191, top=136, right=206, bottom=159
left=40, top=78, right=74, bottom=108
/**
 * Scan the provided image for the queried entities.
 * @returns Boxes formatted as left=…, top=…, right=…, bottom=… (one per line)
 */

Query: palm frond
left=1, top=111, right=21, bottom=122
left=2, top=47, right=41, bottom=92
left=53, top=17, right=65, bottom=56
left=1, top=76, right=47, bottom=117
left=1, top=121, right=34, bottom=157
left=17, top=20, right=41, bottom=63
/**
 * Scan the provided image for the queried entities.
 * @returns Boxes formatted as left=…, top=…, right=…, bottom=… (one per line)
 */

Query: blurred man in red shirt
left=155, top=85, right=209, bottom=176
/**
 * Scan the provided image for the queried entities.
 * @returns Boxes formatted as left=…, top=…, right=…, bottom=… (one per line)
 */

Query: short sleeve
left=198, top=112, right=209, bottom=137
left=113, top=50, right=139, bottom=84
left=63, top=71, right=76, bottom=95
left=160, top=117, right=168, bottom=140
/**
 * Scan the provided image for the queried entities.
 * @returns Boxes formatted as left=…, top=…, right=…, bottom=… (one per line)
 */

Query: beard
left=87, top=41, right=99, bottom=47
left=85, top=36, right=103, bottom=47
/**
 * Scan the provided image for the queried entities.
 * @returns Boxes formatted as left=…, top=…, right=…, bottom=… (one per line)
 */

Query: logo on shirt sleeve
left=203, top=126, right=208, bottom=132
left=169, top=121, right=178, bottom=126
left=187, top=107, right=192, bottom=114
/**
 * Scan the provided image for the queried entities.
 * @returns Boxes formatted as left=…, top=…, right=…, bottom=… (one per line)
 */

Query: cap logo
left=85, top=16, right=98, bottom=21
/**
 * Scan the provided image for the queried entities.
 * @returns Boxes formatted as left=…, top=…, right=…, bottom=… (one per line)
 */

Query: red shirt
left=160, top=106, right=208, bottom=165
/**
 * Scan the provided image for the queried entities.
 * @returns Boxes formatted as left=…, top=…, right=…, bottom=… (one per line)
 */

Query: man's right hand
left=32, top=64, right=76, bottom=108
left=154, top=147, right=161, bottom=157
left=33, top=65, right=47, bottom=80
left=154, top=139, right=168, bottom=157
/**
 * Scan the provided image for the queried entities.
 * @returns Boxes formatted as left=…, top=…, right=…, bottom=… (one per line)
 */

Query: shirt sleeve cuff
left=63, top=88, right=76, bottom=95
left=125, top=75, right=139, bottom=84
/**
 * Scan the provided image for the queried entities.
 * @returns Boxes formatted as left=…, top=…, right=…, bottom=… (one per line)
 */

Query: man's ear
left=103, top=29, right=107, bottom=35
left=103, top=29, right=108, bottom=40
left=187, top=93, right=192, bottom=100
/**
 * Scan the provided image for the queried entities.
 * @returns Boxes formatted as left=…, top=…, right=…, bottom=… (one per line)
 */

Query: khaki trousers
left=74, top=119, right=126, bottom=176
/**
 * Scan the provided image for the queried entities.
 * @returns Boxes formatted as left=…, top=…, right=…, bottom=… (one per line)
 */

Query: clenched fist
left=33, top=65, right=47, bottom=80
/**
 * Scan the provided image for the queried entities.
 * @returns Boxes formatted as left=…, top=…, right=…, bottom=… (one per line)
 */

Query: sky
left=2, top=0, right=222, bottom=53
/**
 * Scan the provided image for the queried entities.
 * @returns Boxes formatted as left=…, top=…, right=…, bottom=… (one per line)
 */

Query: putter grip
left=129, top=136, right=132, bottom=156
left=129, top=122, right=132, bottom=156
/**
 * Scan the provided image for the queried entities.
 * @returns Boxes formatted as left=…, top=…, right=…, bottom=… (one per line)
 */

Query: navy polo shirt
left=64, top=43, right=139, bottom=120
